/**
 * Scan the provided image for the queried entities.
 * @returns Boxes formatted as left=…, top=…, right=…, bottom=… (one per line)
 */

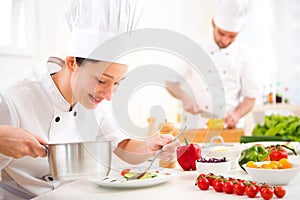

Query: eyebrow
left=102, top=73, right=126, bottom=81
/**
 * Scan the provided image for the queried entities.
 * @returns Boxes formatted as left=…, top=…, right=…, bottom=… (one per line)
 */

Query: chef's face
left=212, top=20, right=239, bottom=49
left=71, top=57, right=128, bottom=109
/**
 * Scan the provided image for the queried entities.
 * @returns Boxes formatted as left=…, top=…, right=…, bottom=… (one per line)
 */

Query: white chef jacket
left=170, top=36, right=260, bottom=128
left=0, top=58, right=128, bottom=197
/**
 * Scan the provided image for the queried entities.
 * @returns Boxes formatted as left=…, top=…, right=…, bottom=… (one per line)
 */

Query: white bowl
left=196, top=160, right=231, bottom=175
left=201, top=146, right=242, bottom=169
left=243, top=162, right=300, bottom=186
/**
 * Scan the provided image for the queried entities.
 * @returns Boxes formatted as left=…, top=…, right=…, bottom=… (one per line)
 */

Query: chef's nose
left=102, top=84, right=114, bottom=101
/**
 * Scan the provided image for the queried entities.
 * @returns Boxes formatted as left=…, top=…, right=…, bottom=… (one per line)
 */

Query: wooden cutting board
left=173, top=128, right=244, bottom=143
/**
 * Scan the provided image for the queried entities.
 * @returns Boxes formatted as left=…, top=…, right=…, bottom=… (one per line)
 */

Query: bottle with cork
left=158, top=120, right=177, bottom=168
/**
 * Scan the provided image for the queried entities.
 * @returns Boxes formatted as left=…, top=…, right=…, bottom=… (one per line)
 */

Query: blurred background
left=0, top=0, right=299, bottom=134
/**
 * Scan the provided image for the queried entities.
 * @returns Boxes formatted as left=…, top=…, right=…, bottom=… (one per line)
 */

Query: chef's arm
left=0, top=125, right=47, bottom=158
left=166, top=81, right=201, bottom=114
left=225, top=97, right=256, bottom=129
left=114, top=134, right=178, bottom=165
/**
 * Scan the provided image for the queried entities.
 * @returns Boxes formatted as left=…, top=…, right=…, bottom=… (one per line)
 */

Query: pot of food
left=47, top=140, right=111, bottom=180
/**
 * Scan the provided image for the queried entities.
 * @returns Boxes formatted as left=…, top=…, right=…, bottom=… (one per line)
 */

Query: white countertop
left=33, top=163, right=300, bottom=200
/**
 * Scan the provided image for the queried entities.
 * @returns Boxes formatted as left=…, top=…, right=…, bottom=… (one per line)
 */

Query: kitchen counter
left=173, top=128, right=244, bottom=143
left=32, top=164, right=300, bottom=200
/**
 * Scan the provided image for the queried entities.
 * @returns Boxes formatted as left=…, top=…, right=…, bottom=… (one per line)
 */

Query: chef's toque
left=214, top=0, right=251, bottom=32
left=65, top=0, right=142, bottom=62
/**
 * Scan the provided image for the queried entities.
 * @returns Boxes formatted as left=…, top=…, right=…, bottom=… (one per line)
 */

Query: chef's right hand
left=0, top=125, right=48, bottom=158
left=180, top=92, right=201, bottom=115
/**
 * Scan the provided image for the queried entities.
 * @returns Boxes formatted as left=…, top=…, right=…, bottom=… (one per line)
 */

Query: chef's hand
left=0, top=125, right=48, bottom=158
left=180, top=92, right=202, bottom=115
left=147, top=134, right=180, bottom=161
left=224, top=112, right=240, bottom=129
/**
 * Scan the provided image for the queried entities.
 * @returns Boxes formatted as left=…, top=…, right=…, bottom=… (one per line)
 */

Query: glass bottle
left=268, top=84, right=273, bottom=104
left=284, top=87, right=289, bottom=104
left=262, top=84, right=268, bottom=105
left=275, top=82, right=282, bottom=104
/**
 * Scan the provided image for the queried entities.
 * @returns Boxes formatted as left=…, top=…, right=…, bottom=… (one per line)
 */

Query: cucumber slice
left=123, top=172, right=157, bottom=180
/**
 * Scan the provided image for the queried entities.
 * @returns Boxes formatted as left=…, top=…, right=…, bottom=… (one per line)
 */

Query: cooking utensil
left=127, top=126, right=187, bottom=180
left=47, top=140, right=111, bottom=180
left=199, top=110, right=219, bottom=118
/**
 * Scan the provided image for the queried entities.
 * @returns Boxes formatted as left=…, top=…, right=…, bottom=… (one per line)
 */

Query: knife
left=199, top=110, right=219, bottom=118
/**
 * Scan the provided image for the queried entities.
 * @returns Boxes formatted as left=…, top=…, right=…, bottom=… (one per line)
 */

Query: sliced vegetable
left=123, top=171, right=157, bottom=180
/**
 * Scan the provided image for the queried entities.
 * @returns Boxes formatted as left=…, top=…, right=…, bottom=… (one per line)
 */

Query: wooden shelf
left=173, top=129, right=244, bottom=143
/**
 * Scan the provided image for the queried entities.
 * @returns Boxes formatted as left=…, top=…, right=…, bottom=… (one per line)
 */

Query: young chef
left=166, top=0, right=260, bottom=129
left=0, top=0, right=178, bottom=198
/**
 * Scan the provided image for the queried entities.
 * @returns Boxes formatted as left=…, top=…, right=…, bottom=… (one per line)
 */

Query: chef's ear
left=65, top=56, right=77, bottom=72
left=212, top=19, right=216, bottom=28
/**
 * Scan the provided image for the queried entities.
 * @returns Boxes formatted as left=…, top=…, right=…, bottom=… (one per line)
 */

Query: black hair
left=75, top=57, right=99, bottom=66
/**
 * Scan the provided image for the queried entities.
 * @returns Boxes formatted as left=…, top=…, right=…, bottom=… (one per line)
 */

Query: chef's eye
left=98, top=80, right=105, bottom=84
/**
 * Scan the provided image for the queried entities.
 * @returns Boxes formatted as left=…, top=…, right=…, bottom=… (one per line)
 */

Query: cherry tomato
left=121, top=169, right=130, bottom=176
left=245, top=185, right=259, bottom=198
left=274, top=186, right=286, bottom=198
left=260, top=187, right=273, bottom=200
left=223, top=181, right=234, bottom=194
left=233, top=182, right=246, bottom=196
left=212, top=179, right=224, bottom=192
left=197, top=177, right=210, bottom=190
left=195, top=174, right=206, bottom=186
left=206, top=173, right=217, bottom=186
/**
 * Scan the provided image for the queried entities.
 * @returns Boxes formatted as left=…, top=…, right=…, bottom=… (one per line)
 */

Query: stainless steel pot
left=47, top=140, right=111, bottom=180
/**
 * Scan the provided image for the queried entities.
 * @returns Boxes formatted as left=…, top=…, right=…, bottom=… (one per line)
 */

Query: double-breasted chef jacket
left=0, top=58, right=128, bottom=197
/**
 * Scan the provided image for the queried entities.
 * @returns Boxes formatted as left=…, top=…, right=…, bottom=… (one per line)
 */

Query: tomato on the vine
left=274, top=186, right=286, bottom=198
left=197, top=177, right=210, bottom=191
left=233, top=182, right=246, bottom=196
left=245, top=185, right=259, bottom=198
left=223, top=181, right=234, bottom=194
left=121, top=168, right=130, bottom=176
left=260, top=187, right=273, bottom=200
left=206, top=173, right=217, bottom=186
left=212, top=179, right=224, bottom=192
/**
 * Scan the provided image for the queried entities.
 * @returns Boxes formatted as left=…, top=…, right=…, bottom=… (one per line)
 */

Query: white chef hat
left=214, top=0, right=251, bottom=32
left=65, top=0, right=142, bottom=62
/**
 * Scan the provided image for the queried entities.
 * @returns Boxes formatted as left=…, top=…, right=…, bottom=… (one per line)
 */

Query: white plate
left=90, top=169, right=178, bottom=189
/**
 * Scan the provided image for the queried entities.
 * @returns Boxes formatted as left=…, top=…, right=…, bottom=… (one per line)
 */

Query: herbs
left=252, top=114, right=300, bottom=141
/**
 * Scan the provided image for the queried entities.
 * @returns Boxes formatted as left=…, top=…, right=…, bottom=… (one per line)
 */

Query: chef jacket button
left=74, top=111, right=77, bottom=117
left=205, top=106, right=209, bottom=109
left=223, top=70, right=226, bottom=74
left=55, top=117, right=60, bottom=122
left=211, top=51, right=214, bottom=55
left=225, top=52, right=229, bottom=56
left=43, top=175, right=54, bottom=182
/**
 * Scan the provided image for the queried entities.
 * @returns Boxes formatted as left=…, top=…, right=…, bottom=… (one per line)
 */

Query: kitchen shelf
left=173, top=128, right=244, bottom=143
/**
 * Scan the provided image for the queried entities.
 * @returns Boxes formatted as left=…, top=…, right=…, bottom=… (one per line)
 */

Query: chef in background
left=166, top=0, right=260, bottom=129
left=0, top=0, right=178, bottom=198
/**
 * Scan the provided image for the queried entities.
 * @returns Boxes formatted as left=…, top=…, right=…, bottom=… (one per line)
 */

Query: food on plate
left=121, top=170, right=157, bottom=180
left=238, top=144, right=270, bottom=170
left=252, top=114, right=300, bottom=141
left=194, top=173, right=287, bottom=199
left=176, top=138, right=201, bottom=171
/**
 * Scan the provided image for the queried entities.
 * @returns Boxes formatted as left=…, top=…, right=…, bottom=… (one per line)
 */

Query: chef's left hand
left=224, top=112, right=240, bottom=129
left=147, top=134, right=180, bottom=161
